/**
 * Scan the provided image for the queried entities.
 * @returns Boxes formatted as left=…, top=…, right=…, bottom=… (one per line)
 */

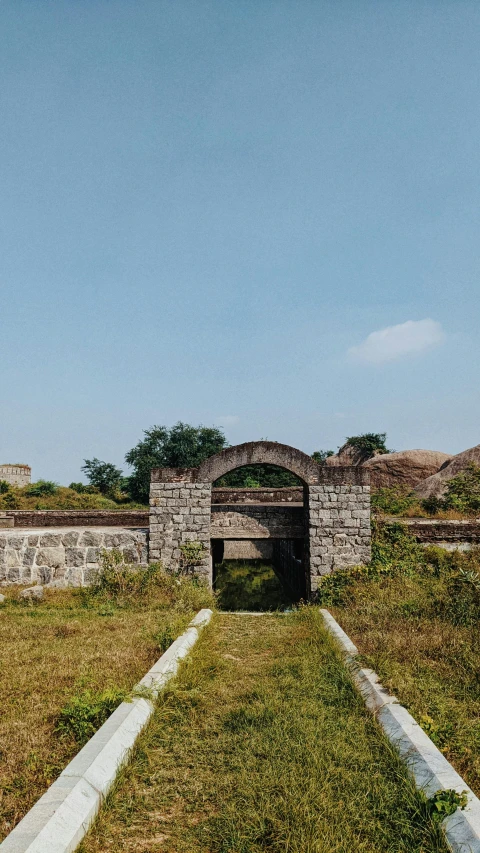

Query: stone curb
left=0, top=608, right=213, bottom=853
left=320, top=608, right=480, bottom=853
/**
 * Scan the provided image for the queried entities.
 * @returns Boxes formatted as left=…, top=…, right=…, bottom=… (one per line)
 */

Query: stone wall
left=7, top=510, right=149, bottom=528
left=211, top=505, right=305, bottom=539
left=307, top=484, right=371, bottom=592
left=0, top=464, right=31, bottom=486
left=0, top=527, right=148, bottom=586
left=149, top=479, right=211, bottom=577
left=223, top=540, right=274, bottom=560
left=400, top=518, right=480, bottom=544
left=212, top=487, right=303, bottom=504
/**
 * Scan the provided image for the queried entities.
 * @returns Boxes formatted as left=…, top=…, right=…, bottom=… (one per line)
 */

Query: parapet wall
left=400, top=518, right=480, bottom=544
left=211, top=505, right=305, bottom=539
left=0, top=527, right=148, bottom=586
left=6, top=510, right=149, bottom=528
left=0, top=464, right=31, bottom=486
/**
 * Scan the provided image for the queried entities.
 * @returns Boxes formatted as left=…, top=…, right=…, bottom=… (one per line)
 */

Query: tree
left=217, top=464, right=300, bottom=488
left=312, top=450, right=334, bottom=464
left=81, top=459, right=123, bottom=496
left=125, top=422, right=228, bottom=503
left=343, top=432, right=391, bottom=461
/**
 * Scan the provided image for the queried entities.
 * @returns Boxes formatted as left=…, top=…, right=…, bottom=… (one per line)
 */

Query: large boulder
left=414, top=444, right=480, bottom=499
left=325, top=444, right=372, bottom=467
left=363, top=450, right=452, bottom=489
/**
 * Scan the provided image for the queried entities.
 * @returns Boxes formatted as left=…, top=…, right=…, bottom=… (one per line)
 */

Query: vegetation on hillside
left=371, top=463, right=480, bottom=518
left=0, top=481, right=145, bottom=511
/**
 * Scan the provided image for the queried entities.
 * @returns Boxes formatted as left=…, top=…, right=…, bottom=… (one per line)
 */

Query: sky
left=1, top=1, right=480, bottom=484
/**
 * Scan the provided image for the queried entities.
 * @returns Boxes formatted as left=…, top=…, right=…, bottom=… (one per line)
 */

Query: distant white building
left=0, top=464, right=31, bottom=486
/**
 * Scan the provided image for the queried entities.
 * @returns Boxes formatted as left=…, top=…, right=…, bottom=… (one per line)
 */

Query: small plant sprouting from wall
left=179, top=540, right=208, bottom=574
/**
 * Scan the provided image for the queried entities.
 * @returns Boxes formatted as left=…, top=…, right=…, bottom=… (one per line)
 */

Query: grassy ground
left=0, top=576, right=213, bottom=841
left=329, top=552, right=480, bottom=797
left=79, top=609, right=447, bottom=853
left=214, top=560, right=296, bottom=611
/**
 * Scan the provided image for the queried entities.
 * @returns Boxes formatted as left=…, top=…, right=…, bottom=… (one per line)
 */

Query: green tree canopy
left=312, top=450, right=334, bottom=464
left=81, top=459, right=123, bottom=496
left=217, top=464, right=301, bottom=488
left=125, top=422, right=228, bottom=503
left=343, top=432, right=391, bottom=461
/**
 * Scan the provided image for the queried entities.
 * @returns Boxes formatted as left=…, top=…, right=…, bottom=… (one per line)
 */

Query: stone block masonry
left=306, top=483, right=371, bottom=592
left=0, top=528, right=148, bottom=586
left=149, top=478, right=212, bottom=578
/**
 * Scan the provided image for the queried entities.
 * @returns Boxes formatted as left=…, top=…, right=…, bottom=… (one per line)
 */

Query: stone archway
left=149, top=441, right=371, bottom=597
left=196, top=441, right=321, bottom=485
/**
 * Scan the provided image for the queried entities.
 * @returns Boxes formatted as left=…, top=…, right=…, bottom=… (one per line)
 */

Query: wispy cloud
left=214, top=415, right=240, bottom=427
left=348, top=319, right=445, bottom=364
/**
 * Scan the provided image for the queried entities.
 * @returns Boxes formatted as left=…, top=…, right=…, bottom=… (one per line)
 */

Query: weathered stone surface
left=0, top=528, right=148, bottom=587
left=65, top=547, right=86, bottom=567
left=20, top=585, right=43, bottom=600
left=0, top=463, right=31, bottom=486
left=39, top=532, right=63, bottom=547
left=0, top=593, right=5, bottom=603
left=414, top=443, right=480, bottom=499
left=36, top=547, right=65, bottom=569
left=149, top=482, right=212, bottom=576
left=78, top=531, right=104, bottom=547
left=363, top=450, right=451, bottom=489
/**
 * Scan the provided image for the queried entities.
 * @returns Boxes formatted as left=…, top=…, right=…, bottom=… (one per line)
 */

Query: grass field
left=79, top=609, right=448, bottom=853
left=330, top=563, right=480, bottom=798
left=0, top=575, right=214, bottom=841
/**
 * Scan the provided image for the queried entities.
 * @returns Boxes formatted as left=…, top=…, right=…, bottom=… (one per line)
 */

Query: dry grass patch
left=79, top=610, right=447, bottom=853
left=330, top=560, right=480, bottom=796
left=0, top=573, right=214, bottom=841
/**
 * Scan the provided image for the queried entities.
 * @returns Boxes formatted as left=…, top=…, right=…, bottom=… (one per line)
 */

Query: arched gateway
left=149, top=441, right=371, bottom=598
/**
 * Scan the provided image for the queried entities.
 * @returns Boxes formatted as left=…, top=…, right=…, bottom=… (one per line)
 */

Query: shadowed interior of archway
left=211, top=460, right=308, bottom=610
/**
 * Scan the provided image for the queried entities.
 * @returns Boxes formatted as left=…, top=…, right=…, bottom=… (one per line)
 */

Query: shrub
left=68, top=482, right=99, bottom=494
left=315, top=521, right=427, bottom=605
left=83, top=549, right=215, bottom=612
left=443, top=464, right=480, bottom=514
left=0, top=480, right=10, bottom=494
left=25, top=480, right=58, bottom=497
left=56, top=687, right=127, bottom=745
left=371, top=487, right=420, bottom=516
left=179, top=540, right=208, bottom=573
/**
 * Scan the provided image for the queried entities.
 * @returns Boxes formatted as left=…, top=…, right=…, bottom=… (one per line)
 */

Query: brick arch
left=196, top=441, right=322, bottom=485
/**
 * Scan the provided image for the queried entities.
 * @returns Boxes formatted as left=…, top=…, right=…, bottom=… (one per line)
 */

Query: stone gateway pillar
left=149, top=468, right=212, bottom=580
left=306, top=468, right=371, bottom=596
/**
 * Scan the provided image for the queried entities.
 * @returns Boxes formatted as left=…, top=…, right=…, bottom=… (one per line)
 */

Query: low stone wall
left=0, top=527, right=148, bottom=586
left=400, top=518, right=480, bottom=545
left=211, top=505, right=305, bottom=539
left=7, top=510, right=149, bottom=528
left=212, top=487, right=303, bottom=504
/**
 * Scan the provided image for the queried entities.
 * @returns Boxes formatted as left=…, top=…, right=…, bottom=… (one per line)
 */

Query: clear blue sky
left=1, top=1, right=479, bottom=483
